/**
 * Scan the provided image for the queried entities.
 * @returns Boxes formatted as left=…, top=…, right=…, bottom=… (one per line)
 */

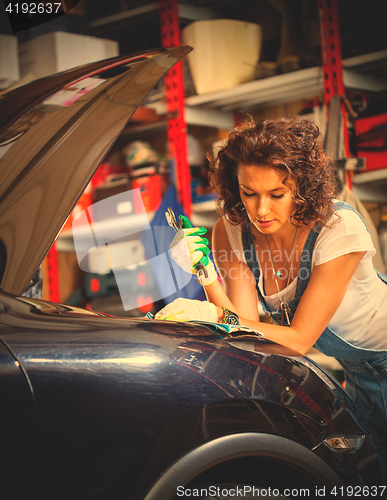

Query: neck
left=267, top=224, right=299, bottom=250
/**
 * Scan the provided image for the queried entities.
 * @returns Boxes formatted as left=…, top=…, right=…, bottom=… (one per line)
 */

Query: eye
left=271, top=193, right=285, bottom=199
left=242, top=190, right=255, bottom=197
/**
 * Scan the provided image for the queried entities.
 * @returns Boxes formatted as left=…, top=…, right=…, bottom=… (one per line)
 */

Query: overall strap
left=241, top=222, right=271, bottom=315
left=294, top=227, right=320, bottom=298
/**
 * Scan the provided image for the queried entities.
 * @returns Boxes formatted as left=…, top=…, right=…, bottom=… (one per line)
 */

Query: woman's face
left=237, top=164, right=296, bottom=235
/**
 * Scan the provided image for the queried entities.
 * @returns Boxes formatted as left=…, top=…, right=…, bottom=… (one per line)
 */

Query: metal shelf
left=352, top=168, right=387, bottom=203
left=88, top=2, right=387, bottom=123
left=185, top=66, right=324, bottom=111
left=183, top=49, right=387, bottom=112
left=143, top=49, right=387, bottom=130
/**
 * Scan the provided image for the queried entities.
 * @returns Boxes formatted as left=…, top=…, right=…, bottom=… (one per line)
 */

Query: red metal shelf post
left=47, top=242, right=60, bottom=303
left=159, top=0, right=192, bottom=217
left=318, top=0, right=350, bottom=156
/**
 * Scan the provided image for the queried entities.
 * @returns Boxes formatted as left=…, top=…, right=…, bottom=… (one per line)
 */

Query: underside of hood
left=0, top=46, right=191, bottom=296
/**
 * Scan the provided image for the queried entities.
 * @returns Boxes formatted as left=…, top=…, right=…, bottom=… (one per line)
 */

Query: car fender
left=133, top=398, right=349, bottom=500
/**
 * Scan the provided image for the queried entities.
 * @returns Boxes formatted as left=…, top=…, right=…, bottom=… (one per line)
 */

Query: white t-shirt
left=223, top=208, right=387, bottom=350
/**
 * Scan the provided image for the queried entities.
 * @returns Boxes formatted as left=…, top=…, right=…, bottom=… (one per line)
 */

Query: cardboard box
left=19, top=31, right=119, bottom=79
left=355, top=112, right=387, bottom=171
left=0, top=34, right=20, bottom=85
left=182, top=19, right=262, bottom=94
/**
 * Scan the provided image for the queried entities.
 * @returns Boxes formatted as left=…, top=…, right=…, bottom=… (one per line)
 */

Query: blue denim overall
left=241, top=201, right=387, bottom=481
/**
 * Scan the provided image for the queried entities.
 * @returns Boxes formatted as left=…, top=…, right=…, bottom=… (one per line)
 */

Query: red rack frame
left=318, top=0, right=350, bottom=156
left=159, top=0, right=192, bottom=217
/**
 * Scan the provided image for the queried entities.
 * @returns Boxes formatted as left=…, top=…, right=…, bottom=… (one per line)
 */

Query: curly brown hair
left=208, top=117, right=339, bottom=228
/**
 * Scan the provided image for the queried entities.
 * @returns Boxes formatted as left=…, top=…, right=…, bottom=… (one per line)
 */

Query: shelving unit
left=88, top=1, right=387, bottom=207
left=145, top=49, right=387, bottom=204
left=87, top=0, right=387, bottom=161
left=52, top=0, right=387, bottom=310
left=57, top=9, right=387, bottom=254
left=146, top=49, right=387, bottom=119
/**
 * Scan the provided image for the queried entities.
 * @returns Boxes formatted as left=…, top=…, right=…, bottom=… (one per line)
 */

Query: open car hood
left=0, top=46, right=191, bottom=295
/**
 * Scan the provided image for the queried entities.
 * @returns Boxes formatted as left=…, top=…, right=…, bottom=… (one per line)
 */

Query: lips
left=255, top=219, right=275, bottom=227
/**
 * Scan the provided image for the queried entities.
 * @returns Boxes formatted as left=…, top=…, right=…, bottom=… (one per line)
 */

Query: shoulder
left=314, top=204, right=375, bottom=265
left=213, top=217, right=246, bottom=263
left=213, top=217, right=232, bottom=250
left=325, top=205, right=370, bottom=238
left=213, top=216, right=242, bottom=242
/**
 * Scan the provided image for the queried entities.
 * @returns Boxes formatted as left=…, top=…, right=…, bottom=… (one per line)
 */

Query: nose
left=257, top=196, right=270, bottom=217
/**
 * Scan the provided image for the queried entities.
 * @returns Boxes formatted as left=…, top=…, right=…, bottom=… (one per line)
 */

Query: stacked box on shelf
left=0, top=34, right=20, bottom=85
left=19, top=31, right=118, bottom=79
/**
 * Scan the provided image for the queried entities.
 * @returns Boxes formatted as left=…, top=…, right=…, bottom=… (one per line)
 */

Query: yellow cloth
left=155, top=298, right=218, bottom=323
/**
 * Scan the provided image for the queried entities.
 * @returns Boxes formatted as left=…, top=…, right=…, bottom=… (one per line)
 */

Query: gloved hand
left=170, top=215, right=218, bottom=286
left=155, top=298, right=218, bottom=323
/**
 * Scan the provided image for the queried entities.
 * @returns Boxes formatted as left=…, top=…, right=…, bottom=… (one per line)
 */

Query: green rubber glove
left=169, top=215, right=218, bottom=286
left=179, top=215, right=211, bottom=269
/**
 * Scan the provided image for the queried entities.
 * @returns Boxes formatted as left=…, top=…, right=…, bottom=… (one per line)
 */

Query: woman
left=156, top=118, right=387, bottom=473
